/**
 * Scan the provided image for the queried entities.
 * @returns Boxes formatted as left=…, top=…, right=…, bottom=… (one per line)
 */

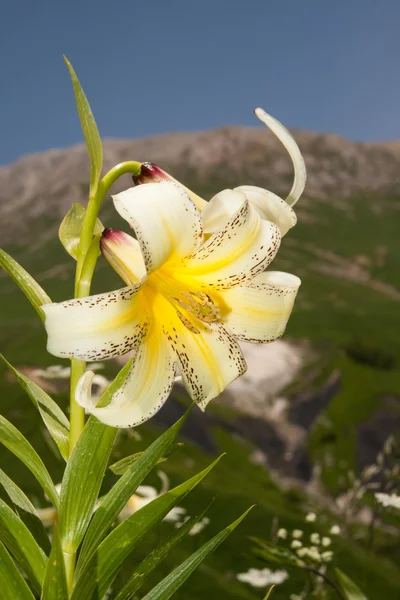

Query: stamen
left=176, top=311, right=201, bottom=334
left=175, top=291, right=220, bottom=323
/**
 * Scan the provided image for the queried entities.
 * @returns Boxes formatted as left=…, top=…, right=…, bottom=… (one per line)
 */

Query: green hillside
left=1, top=180, right=400, bottom=598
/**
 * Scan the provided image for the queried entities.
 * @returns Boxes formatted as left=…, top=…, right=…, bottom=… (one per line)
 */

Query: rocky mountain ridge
left=1, top=125, right=400, bottom=245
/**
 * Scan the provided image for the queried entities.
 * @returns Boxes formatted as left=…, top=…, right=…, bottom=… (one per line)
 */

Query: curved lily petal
left=235, top=186, right=297, bottom=236
left=101, top=229, right=146, bottom=284
left=254, top=107, right=307, bottom=207
left=112, top=181, right=203, bottom=273
left=42, top=285, right=148, bottom=361
left=201, top=189, right=244, bottom=233
left=159, top=296, right=246, bottom=409
left=220, top=271, right=301, bottom=342
left=76, top=328, right=175, bottom=428
left=183, top=195, right=281, bottom=290
left=202, top=187, right=296, bottom=237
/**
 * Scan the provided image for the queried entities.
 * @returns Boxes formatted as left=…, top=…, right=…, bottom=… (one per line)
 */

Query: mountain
left=1, top=125, right=400, bottom=599
left=2, top=125, right=400, bottom=244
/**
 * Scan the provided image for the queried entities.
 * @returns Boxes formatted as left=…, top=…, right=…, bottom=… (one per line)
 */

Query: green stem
left=64, top=551, right=76, bottom=594
left=69, top=161, right=141, bottom=456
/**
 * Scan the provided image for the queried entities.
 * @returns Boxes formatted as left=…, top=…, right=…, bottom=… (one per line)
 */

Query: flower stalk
left=69, top=161, right=141, bottom=454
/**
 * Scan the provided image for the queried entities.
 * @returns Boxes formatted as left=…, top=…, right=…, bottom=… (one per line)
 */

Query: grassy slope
left=1, top=187, right=400, bottom=598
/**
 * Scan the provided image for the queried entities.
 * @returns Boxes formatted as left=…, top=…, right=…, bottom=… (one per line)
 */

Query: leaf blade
left=77, top=410, right=190, bottom=573
left=114, top=504, right=211, bottom=600
left=0, top=469, right=50, bottom=554
left=0, top=416, right=59, bottom=509
left=336, top=569, right=369, bottom=600
left=1, top=355, right=70, bottom=461
left=141, top=507, right=252, bottom=600
left=59, top=202, right=103, bottom=260
left=0, top=541, right=36, bottom=600
left=41, top=525, right=68, bottom=600
left=59, top=360, right=133, bottom=554
left=72, top=457, right=222, bottom=600
left=0, top=248, right=51, bottom=321
left=64, top=57, right=103, bottom=196
left=0, top=499, right=46, bottom=593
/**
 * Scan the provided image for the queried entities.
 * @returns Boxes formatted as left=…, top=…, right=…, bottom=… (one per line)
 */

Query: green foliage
left=77, top=410, right=189, bottom=572
left=251, top=537, right=300, bottom=567
left=0, top=499, right=46, bottom=592
left=58, top=360, right=134, bottom=554
left=59, top=203, right=103, bottom=260
left=41, top=526, right=68, bottom=600
left=64, top=57, right=103, bottom=197
left=140, top=507, right=251, bottom=600
left=0, top=247, right=51, bottom=321
left=0, top=415, right=59, bottom=508
left=0, top=541, right=36, bottom=600
left=336, top=569, right=369, bottom=600
left=71, top=457, right=223, bottom=599
left=114, top=504, right=211, bottom=600
left=1, top=355, right=70, bottom=460
left=0, top=469, right=50, bottom=553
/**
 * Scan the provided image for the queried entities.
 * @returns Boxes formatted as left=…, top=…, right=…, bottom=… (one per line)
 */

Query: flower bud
left=133, top=162, right=171, bottom=185
left=133, top=162, right=207, bottom=211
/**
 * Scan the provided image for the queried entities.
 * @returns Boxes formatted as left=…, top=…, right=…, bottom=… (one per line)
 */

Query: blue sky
left=1, top=0, right=399, bottom=165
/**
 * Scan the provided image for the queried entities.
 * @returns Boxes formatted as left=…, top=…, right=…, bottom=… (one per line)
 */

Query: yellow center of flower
left=145, top=265, right=223, bottom=334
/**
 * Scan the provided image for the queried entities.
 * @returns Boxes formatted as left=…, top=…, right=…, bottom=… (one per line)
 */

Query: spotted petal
left=182, top=195, right=281, bottom=289
left=202, top=187, right=296, bottom=237
left=42, top=285, right=148, bottom=361
left=112, top=181, right=203, bottom=273
left=75, top=327, right=175, bottom=427
left=220, top=271, right=301, bottom=342
left=158, top=295, right=246, bottom=409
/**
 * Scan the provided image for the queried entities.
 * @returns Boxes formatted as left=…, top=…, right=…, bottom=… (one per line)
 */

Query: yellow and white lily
left=133, top=108, right=306, bottom=237
left=42, top=109, right=303, bottom=428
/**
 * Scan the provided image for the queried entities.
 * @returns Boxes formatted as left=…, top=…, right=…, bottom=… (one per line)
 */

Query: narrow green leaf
left=141, top=507, right=252, bottom=600
left=0, top=469, right=50, bottom=554
left=59, top=360, right=132, bottom=554
left=251, top=537, right=300, bottom=567
left=0, top=499, right=46, bottom=592
left=0, top=541, right=36, bottom=600
left=64, top=57, right=103, bottom=196
left=0, top=248, right=51, bottom=321
left=1, top=355, right=70, bottom=461
left=59, top=203, right=103, bottom=259
left=41, top=526, right=68, bottom=600
left=263, top=586, right=275, bottom=599
left=114, top=504, right=211, bottom=600
left=77, top=410, right=190, bottom=573
left=72, top=457, right=222, bottom=600
left=108, top=442, right=183, bottom=476
left=0, top=416, right=59, bottom=509
left=336, top=569, right=369, bottom=600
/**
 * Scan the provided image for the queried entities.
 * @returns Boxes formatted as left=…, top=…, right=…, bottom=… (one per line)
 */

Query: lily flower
left=43, top=131, right=302, bottom=429
left=133, top=108, right=307, bottom=237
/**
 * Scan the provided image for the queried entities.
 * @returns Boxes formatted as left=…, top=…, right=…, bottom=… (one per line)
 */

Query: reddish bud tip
left=132, top=162, right=171, bottom=185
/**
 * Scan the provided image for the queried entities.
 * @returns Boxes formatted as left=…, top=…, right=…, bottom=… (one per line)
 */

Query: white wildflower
left=292, top=529, right=303, bottom=539
left=237, top=567, right=288, bottom=588
left=291, top=540, right=302, bottom=549
left=277, top=528, right=288, bottom=539
left=310, top=532, right=320, bottom=545
left=305, top=512, right=317, bottom=522
left=188, top=517, right=210, bottom=536
left=321, top=551, right=333, bottom=562
left=330, top=525, right=341, bottom=535
left=321, top=537, right=331, bottom=547
left=375, top=493, right=400, bottom=510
